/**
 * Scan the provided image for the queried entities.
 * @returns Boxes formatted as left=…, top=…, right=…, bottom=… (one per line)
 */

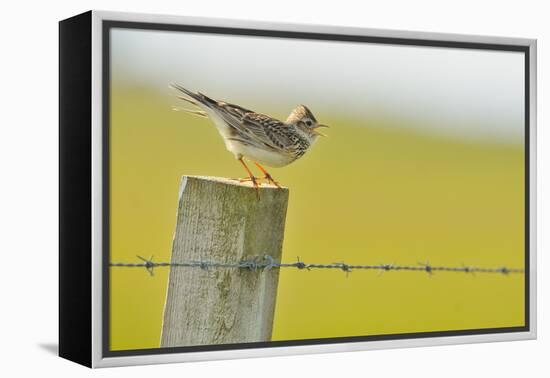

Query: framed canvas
left=59, top=10, right=537, bottom=368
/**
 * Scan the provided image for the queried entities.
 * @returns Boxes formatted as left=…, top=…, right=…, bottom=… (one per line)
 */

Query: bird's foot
left=249, top=176, right=260, bottom=200
left=251, top=162, right=281, bottom=188
left=231, top=175, right=280, bottom=188
left=235, top=176, right=262, bottom=184
left=233, top=177, right=261, bottom=199
left=263, top=173, right=281, bottom=188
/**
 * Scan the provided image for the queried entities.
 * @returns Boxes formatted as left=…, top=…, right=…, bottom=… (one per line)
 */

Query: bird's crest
left=286, top=105, right=317, bottom=124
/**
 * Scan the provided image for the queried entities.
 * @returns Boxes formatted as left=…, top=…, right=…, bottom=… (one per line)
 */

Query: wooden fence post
left=160, top=176, right=289, bottom=347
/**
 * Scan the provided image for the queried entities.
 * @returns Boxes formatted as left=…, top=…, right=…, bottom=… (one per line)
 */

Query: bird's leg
left=238, top=158, right=260, bottom=199
left=253, top=162, right=281, bottom=188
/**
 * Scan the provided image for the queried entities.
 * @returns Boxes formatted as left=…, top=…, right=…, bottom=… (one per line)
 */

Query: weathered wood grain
left=160, top=176, right=289, bottom=347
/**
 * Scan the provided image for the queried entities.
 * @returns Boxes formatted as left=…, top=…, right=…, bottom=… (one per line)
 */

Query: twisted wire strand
left=109, top=255, right=525, bottom=277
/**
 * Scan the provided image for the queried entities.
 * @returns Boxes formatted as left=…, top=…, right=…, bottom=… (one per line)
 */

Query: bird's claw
left=236, top=177, right=261, bottom=184
left=263, top=173, right=281, bottom=188
left=249, top=176, right=260, bottom=200
left=232, top=177, right=261, bottom=200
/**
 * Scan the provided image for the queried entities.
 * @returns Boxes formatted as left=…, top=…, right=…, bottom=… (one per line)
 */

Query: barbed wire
left=109, top=255, right=525, bottom=277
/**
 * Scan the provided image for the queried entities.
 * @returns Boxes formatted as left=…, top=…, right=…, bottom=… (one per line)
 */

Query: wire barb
left=293, top=256, right=308, bottom=270
left=418, top=261, right=433, bottom=276
left=136, top=255, right=156, bottom=276
left=333, top=262, right=352, bottom=276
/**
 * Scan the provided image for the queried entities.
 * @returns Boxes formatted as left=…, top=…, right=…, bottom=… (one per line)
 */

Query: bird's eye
left=304, top=120, right=313, bottom=126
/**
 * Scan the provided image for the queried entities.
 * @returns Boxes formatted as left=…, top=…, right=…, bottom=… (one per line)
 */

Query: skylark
left=170, top=84, right=328, bottom=193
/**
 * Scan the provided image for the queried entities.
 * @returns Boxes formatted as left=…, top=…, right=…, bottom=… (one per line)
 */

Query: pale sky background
left=111, top=28, right=525, bottom=143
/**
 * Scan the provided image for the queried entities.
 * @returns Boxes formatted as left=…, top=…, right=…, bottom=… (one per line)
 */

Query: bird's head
left=286, top=105, right=329, bottom=140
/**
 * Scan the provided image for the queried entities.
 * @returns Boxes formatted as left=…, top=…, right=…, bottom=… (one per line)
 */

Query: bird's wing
left=170, top=84, right=301, bottom=155
left=216, top=103, right=300, bottom=156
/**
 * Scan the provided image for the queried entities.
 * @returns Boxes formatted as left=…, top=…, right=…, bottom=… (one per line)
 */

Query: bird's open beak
left=312, top=124, right=329, bottom=137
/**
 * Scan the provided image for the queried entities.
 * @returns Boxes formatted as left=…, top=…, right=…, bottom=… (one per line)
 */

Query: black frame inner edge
left=101, top=20, right=531, bottom=358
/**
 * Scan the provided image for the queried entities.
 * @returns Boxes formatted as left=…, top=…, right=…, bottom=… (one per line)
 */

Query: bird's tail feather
left=169, top=83, right=217, bottom=108
left=171, top=106, right=208, bottom=118
left=176, top=95, right=199, bottom=106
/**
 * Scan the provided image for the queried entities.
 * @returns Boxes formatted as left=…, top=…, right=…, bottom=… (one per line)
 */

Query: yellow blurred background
left=109, top=85, right=524, bottom=351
